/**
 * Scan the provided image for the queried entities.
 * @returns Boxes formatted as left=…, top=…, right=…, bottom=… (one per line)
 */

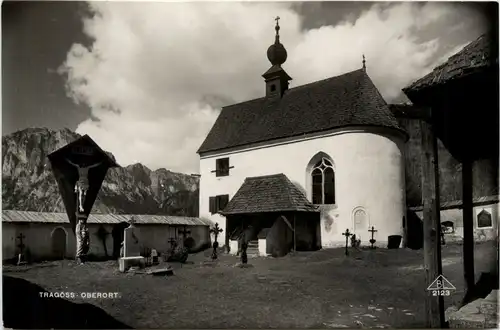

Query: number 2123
left=432, top=290, right=450, bottom=296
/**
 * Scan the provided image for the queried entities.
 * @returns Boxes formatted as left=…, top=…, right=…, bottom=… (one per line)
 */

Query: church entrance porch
left=220, top=173, right=320, bottom=258
left=226, top=212, right=321, bottom=257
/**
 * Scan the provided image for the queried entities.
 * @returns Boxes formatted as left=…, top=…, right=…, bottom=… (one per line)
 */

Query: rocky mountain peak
left=2, top=127, right=199, bottom=216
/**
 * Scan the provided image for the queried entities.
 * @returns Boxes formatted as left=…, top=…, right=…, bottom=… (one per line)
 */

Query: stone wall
left=446, top=290, right=498, bottom=328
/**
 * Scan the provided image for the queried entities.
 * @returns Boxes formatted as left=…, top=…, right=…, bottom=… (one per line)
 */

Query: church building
left=197, top=19, right=408, bottom=256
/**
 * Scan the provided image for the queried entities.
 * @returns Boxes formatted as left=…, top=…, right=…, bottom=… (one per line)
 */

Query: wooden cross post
left=342, top=229, right=352, bottom=256
left=210, top=223, right=224, bottom=260
left=17, top=233, right=26, bottom=265
left=179, top=226, right=191, bottom=247
left=17, top=233, right=26, bottom=252
left=368, top=226, right=378, bottom=249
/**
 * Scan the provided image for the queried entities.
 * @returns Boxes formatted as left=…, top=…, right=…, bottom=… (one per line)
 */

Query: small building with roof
left=197, top=19, right=408, bottom=254
left=2, top=210, right=212, bottom=262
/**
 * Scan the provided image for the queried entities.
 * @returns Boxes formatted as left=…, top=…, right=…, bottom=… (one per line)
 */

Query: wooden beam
left=403, top=215, right=408, bottom=248
left=420, top=112, right=445, bottom=328
left=293, top=215, right=297, bottom=253
left=462, top=158, right=475, bottom=296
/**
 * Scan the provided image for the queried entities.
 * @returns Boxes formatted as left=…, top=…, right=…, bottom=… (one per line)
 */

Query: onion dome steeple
left=262, top=16, right=292, bottom=99
left=267, top=16, right=288, bottom=66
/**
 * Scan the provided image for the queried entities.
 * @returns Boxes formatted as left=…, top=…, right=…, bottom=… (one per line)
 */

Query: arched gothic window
left=311, top=157, right=335, bottom=204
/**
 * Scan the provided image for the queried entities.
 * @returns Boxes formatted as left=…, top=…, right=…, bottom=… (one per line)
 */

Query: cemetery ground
left=3, top=241, right=497, bottom=329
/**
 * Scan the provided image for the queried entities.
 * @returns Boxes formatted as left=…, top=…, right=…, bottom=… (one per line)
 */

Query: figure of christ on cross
left=65, top=158, right=102, bottom=213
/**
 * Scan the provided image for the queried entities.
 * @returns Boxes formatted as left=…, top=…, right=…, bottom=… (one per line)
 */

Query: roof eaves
left=198, top=124, right=409, bottom=155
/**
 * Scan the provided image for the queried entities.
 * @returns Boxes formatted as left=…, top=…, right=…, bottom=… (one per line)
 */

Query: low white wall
left=229, top=239, right=238, bottom=255
left=258, top=238, right=267, bottom=256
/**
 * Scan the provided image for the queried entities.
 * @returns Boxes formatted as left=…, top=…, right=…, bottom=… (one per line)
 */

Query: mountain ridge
left=2, top=127, right=200, bottom=216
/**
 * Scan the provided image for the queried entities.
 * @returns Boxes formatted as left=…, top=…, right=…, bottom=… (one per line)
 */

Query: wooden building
left=402, top=32, right=499, bottom=327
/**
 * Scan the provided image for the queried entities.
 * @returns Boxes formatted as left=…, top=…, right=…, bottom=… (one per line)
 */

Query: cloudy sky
left=2, top=1, right=494, bottom=174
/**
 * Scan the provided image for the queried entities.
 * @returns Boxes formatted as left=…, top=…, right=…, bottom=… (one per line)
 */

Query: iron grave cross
left=368, top=226, right=378, bottom=249
left=342, top=228, right=352, bottom=256
left=210, top=223, right=223, bottom=260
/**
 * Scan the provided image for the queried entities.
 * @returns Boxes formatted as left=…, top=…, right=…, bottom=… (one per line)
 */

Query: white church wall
left=199, top=127, right=406, bottom=248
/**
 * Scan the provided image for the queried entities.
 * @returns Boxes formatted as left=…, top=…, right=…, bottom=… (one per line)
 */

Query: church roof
left=403, top=33, right=497, bottom=94
left=198, top=69, right=406, bottom=154
left=220, top=174, right=319, bottom=215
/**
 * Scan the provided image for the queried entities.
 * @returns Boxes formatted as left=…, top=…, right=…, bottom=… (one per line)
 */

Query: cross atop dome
left=263, top=16, right=292, bottom=98
left=267, top=16, right=287, bottom=66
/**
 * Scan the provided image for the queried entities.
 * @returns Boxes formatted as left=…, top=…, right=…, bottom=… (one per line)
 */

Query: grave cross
left=17, top=233, right=26, bottom=251
left=17, top=233, right=26, bottom=265
left=342, top=228, right=352, bottom=256
left=368, top=226, right=378, bottom=249
left=179, top=226, right=191, bottom=239
left=210, top=223, right=223, bottom=243
left=168, top=237, right=177, bottom=249
left=210, top=223, right=224, bottom=260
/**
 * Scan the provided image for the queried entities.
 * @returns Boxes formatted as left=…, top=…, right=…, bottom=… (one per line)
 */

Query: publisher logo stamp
left=427, top=275, right=456, bottom=296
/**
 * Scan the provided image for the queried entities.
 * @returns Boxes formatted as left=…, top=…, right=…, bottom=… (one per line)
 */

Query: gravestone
left=119, top=217, right=145, bottom=272
left=151, top=249, right=159, bottom=265
left=124, top=220, right=141, bottom=257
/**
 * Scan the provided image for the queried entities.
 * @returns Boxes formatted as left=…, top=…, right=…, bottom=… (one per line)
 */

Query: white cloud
left=59, top=2, right=480, bottom=173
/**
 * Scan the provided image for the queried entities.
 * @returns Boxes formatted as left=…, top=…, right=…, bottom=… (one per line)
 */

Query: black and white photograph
left=2, top=1, right=499, bottom=328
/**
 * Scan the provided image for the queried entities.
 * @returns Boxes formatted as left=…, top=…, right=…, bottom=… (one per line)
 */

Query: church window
left=209, top=194, right=229, bottom=214
left=477, top=209, right=492, bottom=228
left=215, top=158, right=230, bottom=177
left=270, top=84, right=276, bottom=92
left=311, top=157, right=335, bottom=205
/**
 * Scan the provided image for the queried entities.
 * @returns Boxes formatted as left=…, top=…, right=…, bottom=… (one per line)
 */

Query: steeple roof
left=198, top=68, right=407, bottom=154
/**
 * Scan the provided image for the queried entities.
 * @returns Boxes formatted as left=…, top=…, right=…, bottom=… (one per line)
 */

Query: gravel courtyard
left=3, top=242, right=497, bottom=329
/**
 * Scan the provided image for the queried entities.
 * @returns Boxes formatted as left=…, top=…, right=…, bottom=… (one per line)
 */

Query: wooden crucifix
left=368, top=226, right=378, bottom=249
left=342, top=229, right=352, bottom=256
left=210, top=223, right=223, bottom=260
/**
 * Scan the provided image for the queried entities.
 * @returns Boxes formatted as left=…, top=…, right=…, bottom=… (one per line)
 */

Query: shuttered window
left=209, top=197, right=217, bottom=214
left=218, top=194, right=229, bottom=211
left=209, top=194, right=230, bottom=214
left=216, top=158, right=230, bottom=177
